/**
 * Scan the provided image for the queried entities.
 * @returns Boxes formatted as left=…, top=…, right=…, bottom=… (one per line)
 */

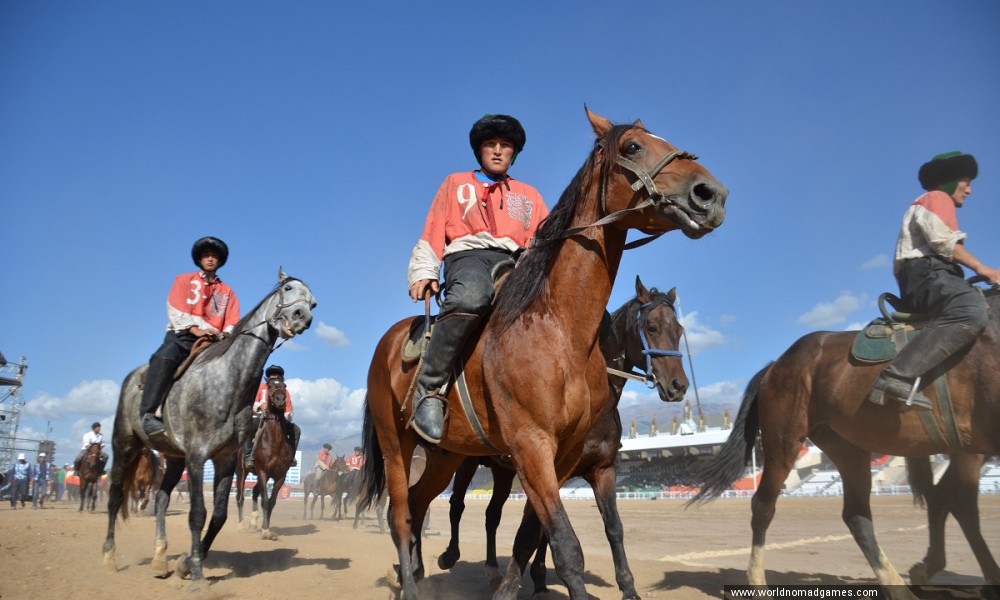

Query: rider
left=346, top=446, right=364, bottom=472
left=315, top=443, right=335, bottom=483
left=244, top=364, right=300, bottom=469
left=74, top=422, right=109, bottom=474
left=868, top=152, right=1000, bottom=409
left=139, top=237, right=241, bottom=437
left=407, top=114, right=548, bottom=443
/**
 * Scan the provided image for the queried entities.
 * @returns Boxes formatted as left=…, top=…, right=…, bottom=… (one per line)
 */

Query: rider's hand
left=978, top=266, right=1000, bottom=287
left=189, top=326, right=221, bottom=339
left=408, top=279, right=439, bottom=302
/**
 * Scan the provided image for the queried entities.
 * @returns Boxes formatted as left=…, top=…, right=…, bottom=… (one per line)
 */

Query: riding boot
left=868, top=324, right=981, bottom=410
left=139, top=356, right=180, bottom=436
left=289, top=424, right=301, bottom=467
left=243, top=436, right=255, bottom=470
left=411, top=312, right=481, bottom=444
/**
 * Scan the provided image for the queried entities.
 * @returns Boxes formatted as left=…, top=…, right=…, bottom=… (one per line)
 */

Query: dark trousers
left=897, top=257, right=989, bottom=331
left=151, top=330, right=198, bottom=362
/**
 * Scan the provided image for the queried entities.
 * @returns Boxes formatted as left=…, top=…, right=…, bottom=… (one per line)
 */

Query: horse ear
left=633, top=118, right=645, bottom=129
left=666, top=287, right=677, bottom=305
left=278, top=266, right=287, bottom=282
left=586, top=105, right=612, bottom=137
left=635, top=275, right=651, bottom=302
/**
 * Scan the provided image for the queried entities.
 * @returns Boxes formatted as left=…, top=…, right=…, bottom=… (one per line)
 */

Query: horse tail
left=358, top=397, right=385, bottom=512
left=906, top=456, right=934, bottom=509
left=688, top=362, right=771, bottom=505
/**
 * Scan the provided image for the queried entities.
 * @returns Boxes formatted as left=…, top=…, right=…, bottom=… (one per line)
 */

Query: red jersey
left=166, top=271, right=240, bottom=334
left=316, top=450, right=334, bottom=470
left=408, top=171, right=547, bottom=286
left=253, top=382, right=294, bottom=414
left=346, top=452, right=364, bottom=471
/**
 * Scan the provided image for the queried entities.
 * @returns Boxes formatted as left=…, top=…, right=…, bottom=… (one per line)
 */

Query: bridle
left=241, top=279, right=312, bottom=348
left=607, top=297, right=683, bottom=389
left=532, top=131, right=699, bottom=250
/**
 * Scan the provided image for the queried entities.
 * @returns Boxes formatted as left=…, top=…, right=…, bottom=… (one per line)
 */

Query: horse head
left=587, top=106, right=727, bottom=240
left=625, top=276, right=688, bottom=402
left=266, top=377, right=288, bottom=413
left=269, top=268, right=316, bottom=339
left=332, top=454, right=349, bottom=475
left=86, top=442, right=101, bottom=463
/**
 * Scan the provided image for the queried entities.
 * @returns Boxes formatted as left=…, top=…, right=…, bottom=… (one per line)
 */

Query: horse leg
left=943, top=455, right=1000, bottom=584
left=251, top=480, right=262, bottom=531
left=484, top=464, right=515, bottom=584
left=498, top=446, right=587, bottom=600
left=380, top=438, right=420, bottom=600
left=235, top=467, right=246, bottom=525
left=152, top=458, right=184, bottom=577
left=103, top=430, right=143, bottom=572
left=405, top=452, right=465, bottom=584
left=813, top=432, right=910, bottom=598
left=747, top=436, right=800, bottom=586
left=261, top=475, right=283, bottom=541
left=175, top=459, right=209, bottom=586
left=529, top=535, right=550, bottom=596
left=377, top=492, right=387, bottom=534
left=587, top=464, right=639, bottom=600
left=495, top=502, right=544, bottom=599
left=910, top=457, right=951, bottom=585
left=200, top=457, right=235, bottom=556
left=438, top=456, right=478, bottom=571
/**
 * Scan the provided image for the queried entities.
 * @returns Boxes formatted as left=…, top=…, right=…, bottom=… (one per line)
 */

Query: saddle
left=850, top=293, right=928, bottom=363
left=137, top=336, right=215, bottom=389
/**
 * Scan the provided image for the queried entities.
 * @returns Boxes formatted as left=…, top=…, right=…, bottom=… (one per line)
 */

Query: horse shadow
left=266, top=524, right=318, bottom=537
left=205, top=549, right=350, bottom=579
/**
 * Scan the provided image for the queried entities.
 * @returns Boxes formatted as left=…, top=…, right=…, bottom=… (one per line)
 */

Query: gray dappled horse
left=102, top=269, right=316, bottom=588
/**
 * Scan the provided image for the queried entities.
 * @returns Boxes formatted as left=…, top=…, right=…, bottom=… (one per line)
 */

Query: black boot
left=868, top=324, right=980, bottom=410
left=139, top=357, right=179, bottom=436
left=243, top=436, right=255, bottom=470
left=412, top=312, right=480, bottom=444
left=289, top=423, right=301, bottom=467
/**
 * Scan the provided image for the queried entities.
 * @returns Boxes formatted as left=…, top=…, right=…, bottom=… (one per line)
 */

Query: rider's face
left=950, top=179, right=972, bottom=207
left=200, top=251, right=220, bottom=272
left=479, top=138, right=515, bottom=177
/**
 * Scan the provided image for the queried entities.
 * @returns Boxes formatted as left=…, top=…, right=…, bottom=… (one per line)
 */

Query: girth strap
left=453, top=363, right=501, bottom=453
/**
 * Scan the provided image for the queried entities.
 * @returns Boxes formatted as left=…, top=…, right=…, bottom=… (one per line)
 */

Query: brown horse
left=438, top=278, right=687, bottom=599
left=360, top=107, right=726, bottom=600
left=692, top=284, right=1000, bottom=599
left=236, top=377, right=296, bottom=540
left=302, top=454, right=348, bottom=520
left=129, top=448, right=164, bottom=513
left=906, top=454, right=1000, bottom=585
left=78, top=442, right=103, bottom=513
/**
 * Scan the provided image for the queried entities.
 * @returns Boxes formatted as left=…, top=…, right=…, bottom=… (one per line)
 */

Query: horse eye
left=648, top=326, right=659, bottom=334
left=284, top=284, right=292, bottom=291
left=624, top=141, right=641, bottom=155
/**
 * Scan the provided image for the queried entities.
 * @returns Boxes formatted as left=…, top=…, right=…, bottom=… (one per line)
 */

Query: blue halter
left=636, top=299, right=683, bottom=389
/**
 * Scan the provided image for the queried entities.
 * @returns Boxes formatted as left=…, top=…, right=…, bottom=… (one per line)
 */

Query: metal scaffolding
left=0, top=352, right=31, bottom=473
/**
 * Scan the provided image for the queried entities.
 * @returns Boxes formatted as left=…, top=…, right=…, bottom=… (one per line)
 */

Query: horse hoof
left=437, top=551, right=458, bottom=570
left=261, top=530, right=278, bottom=541
left=386, top=564, right=401, bottom=590
left=176, top=553, right=191, bottom=580
left=102, top=555, right=118, bottom=573
left=909, top=562, right=929, bottom=585
left=484, top=564, right=502, bottom=585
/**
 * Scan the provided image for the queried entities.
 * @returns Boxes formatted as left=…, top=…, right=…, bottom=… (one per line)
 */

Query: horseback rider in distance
left=868, top=152, right=1000, bottom=409
left=406, top=114, right=549, bottom=444
left=139, top=237, right=241, bottom=437
left=244, top=364, right=300, bottom=469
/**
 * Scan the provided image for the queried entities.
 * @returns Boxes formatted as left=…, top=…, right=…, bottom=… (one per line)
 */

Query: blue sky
left=2, top=1, right=998, bottom=464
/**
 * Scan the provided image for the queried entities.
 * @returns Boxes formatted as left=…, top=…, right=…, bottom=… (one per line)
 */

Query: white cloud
left=285, top=378, right=366, bottom=446
left=678, top=311, right=726, bottom=355
left=315, top=322, right=350, bottom=347
left=797, top=292, right=868, bottom=328
left=860, top=254, right=891, bottom=271
left=24, top=380, right=120, bottom=420
left=844, top=321, right=868, bottom=331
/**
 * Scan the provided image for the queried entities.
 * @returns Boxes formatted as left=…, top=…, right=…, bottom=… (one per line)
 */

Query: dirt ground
left=1, top=492, right=998, bottom=599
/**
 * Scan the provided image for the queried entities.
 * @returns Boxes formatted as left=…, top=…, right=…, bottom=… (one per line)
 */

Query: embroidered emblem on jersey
left=208, top=291, right=230, bottom=318
left=456, top=183, right=477, bottom=219
left=506, top=192, right=533, bottom=229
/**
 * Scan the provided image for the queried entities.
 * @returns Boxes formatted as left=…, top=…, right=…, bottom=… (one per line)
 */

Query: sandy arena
left=2, top=492, right=998, bottom=599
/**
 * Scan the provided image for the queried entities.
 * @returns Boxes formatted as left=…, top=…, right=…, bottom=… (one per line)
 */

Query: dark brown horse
left=360, top=107, right=726, bottom=600
left=129, top=447, right=164, bottom=513
left=236, top=377, right=296, bottom=540
left=906, top=454, right=1000, bottom=585
left=438, top=278, right=687, bottom=599
left=691, top=283, right=1000, bottom=599
left=78, top=442, right=102, bottom=513
left=302, top=454, right=348, bottom=520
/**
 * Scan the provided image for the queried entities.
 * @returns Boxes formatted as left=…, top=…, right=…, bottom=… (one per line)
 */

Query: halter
left=607, top=298, right=683, bottom=389
left=241, top=279, right=312, bottom=348
left=531, top=135, right=698, bottom=250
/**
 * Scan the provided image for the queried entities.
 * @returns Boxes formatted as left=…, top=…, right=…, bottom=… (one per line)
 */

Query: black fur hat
left=191, top=236, right=229, bottom=268
left=265, top=365, right=284, bottom=378
left=469, top=114, right=526, bottom=166
left=918, top=152, right=978, bottom=191
left=322, top=443, right=332, bottom=450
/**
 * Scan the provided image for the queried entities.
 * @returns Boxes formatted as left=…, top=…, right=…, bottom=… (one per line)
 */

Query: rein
left=239, top=279, right=309, bottom=349
left=607, top=298, right=683, bottom=389
left=531, top=141, right=698, bottom=250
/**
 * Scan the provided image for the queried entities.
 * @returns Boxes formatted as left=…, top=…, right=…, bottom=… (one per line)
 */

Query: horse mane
left=492, top=124, right=639, bottom=331
left=198, top=277, right=302, bottom=362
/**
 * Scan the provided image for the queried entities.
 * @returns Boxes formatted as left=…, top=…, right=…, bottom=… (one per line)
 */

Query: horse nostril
left=294, top=309, right=303, bottom=320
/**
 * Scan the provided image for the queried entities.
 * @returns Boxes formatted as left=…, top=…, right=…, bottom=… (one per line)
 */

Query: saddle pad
left=402, top=315, right=435, bottom=363
left=851, top=319, right=919, bottom=363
